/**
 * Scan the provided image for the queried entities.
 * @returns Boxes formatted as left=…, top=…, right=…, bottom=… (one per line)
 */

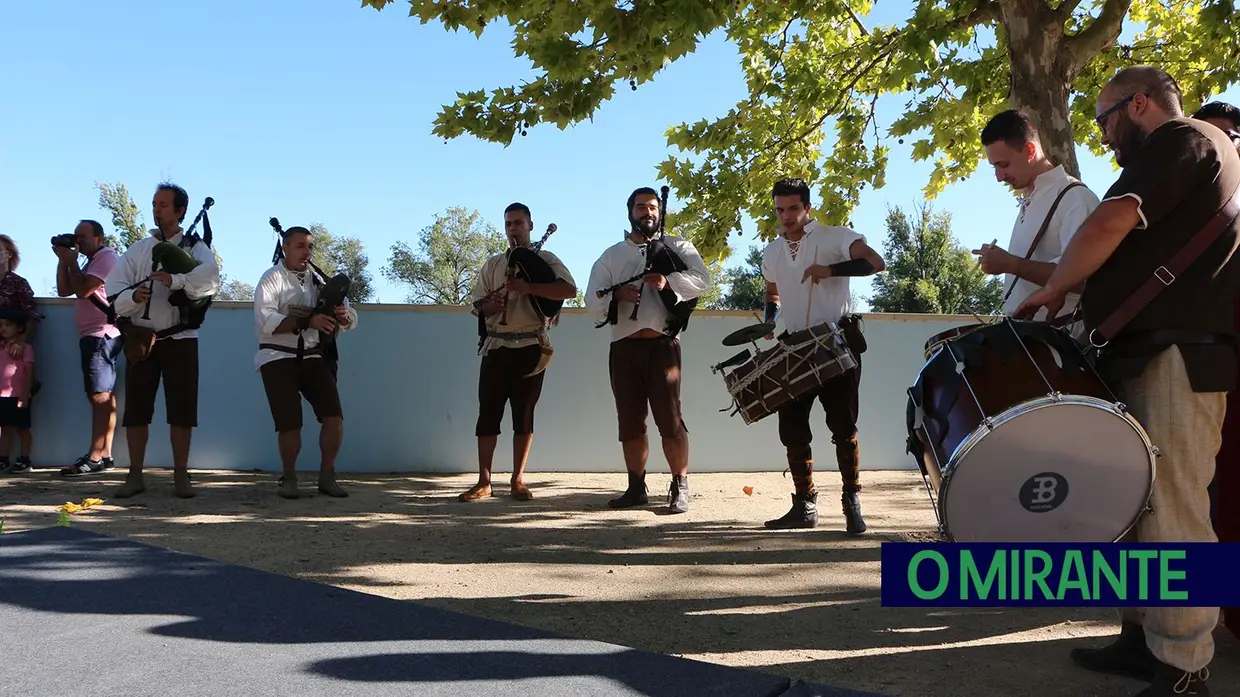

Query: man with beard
left=253, top=225, right=356, bottom=499
left=1018, top=65, right=1240, bottom=696
left=759, top=178, right=885, bottom=533
left=105, top=182, right=220, bottom=499
left=973, top=109, right=1100, bottom=331
left=585, top=187, right=711, bottom=513
left=462, top=202, right=576, bottom=502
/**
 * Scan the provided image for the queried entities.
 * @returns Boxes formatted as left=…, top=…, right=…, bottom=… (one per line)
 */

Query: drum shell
left=907, top=320, right=1155, bottom=542
left=722, top=322, right=857, bottom=425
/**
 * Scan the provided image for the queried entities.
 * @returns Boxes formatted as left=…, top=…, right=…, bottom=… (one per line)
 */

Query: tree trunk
left=998, top=0, right=1079, bottom=178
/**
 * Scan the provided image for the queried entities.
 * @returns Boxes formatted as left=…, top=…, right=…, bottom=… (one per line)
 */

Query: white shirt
left=585, top=234, right=712, bottom=342
left=103, top=230, right=221, bottom=340
left=1001, top=165, right=1100, bottom=319
left=469, top=248, right=576, bottom=356
left=253, top=260, right=359, bottom=370
left=761, top=221, right=863, bottom=334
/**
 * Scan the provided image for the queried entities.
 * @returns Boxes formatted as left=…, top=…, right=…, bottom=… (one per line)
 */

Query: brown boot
left=318, top=472, right=348, bottom=498
left=113, top=472, right=146, bottom=499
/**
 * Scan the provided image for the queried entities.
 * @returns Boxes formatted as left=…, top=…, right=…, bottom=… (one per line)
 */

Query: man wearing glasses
left=1018, top=65, right=1240, bottom=696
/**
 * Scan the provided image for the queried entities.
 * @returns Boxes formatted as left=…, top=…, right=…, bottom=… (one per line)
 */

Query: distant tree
left=217, top=279, right=255, bottom=301
left=94, top=181, right=145, bottom=251
left=867, top=204, right=1003, bottom=315
left=715, top=246, right=765, bottom=311
left=382, top=206, right=508, bottom=305
left=565, top=289, right=586, bottom=308
left=308, top=223, right=375, bottom=303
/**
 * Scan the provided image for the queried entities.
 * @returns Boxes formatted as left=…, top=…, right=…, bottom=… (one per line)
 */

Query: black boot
left=1135, top=661, right=1210, bottom=696
left=765, top=492, right=818, bottom=529
left=1069, top=620, right=1158, bottom=682
left=668, top=475, right=689, bottom=513
left=608, top=471, right=648, bottom=508
left=842, top=490, right=867, bottom=534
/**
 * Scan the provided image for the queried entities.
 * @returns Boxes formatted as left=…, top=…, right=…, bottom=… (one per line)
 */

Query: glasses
left=1095, top=94, right=1136, bottom=131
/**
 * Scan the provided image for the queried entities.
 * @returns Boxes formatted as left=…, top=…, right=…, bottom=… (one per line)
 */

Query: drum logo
left=1019, top=472, right=1069, bottom=513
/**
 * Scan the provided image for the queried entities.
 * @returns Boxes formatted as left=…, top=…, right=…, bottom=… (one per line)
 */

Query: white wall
left=18, top=299, right=977, bottom=473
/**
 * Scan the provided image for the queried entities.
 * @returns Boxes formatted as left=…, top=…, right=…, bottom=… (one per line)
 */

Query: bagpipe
left=499, top=222, right=562, bottom=325
left=268, top=217, right=352, bottom=377
left=102, top=197, right=217, bottom=362
left=594, top=185, right=698, bottom=336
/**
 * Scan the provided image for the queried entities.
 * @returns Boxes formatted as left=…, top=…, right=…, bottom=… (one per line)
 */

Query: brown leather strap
left=1001, top=181, right=1085, bottom=306
left=1091, top=181, right=1240, bottom=347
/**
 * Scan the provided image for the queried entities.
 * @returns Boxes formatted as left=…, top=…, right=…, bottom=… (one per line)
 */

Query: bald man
left=1019, top=66, right=1240, bottom=696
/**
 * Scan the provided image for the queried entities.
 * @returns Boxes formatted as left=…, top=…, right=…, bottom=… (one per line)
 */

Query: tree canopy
left=867, top=203, right=1003, bottom=315
left=383, top=206, right=509, bottom=304
left=362, top=0, right=1240, bottom=261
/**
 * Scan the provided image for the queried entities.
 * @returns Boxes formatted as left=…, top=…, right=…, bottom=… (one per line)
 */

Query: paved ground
left=2, top=468, right=1236, bottom=696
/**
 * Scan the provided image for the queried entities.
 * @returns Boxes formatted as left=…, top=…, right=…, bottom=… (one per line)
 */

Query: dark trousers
left=775, top=354, right=862, bottom=495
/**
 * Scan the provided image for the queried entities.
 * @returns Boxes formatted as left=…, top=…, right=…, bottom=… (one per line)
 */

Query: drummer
left=1018, top=65, right=1240, bottom=694
left=973, top=109, right=1101, bottom=334
left=759, top=177, right=885, bottom=534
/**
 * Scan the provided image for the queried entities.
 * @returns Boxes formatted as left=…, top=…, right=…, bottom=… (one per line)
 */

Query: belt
left=261, top=342, right=324, bottom=356
left=487, top=331, right=542, bottom=340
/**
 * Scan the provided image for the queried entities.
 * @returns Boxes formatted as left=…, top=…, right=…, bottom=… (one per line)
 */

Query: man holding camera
left=53, top=220, right=122, bottom=477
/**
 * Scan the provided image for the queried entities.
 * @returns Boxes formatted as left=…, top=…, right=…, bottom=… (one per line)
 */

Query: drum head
left=940, top=396, right=1154, bottom=543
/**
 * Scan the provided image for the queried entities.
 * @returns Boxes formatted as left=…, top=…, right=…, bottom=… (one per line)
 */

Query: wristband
left=827, top=258, right=875, bottom=277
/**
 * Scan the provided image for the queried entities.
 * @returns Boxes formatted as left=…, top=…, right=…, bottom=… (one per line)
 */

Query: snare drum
left=906, top=319, right=1155, bottom=543
left=721, top=321, right=857, bottom=425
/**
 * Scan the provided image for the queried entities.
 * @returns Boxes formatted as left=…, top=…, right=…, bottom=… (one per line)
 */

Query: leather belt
left=261, top=342, right=324, bottom=355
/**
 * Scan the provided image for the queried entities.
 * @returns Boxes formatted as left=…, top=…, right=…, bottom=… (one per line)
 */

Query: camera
left=51, top=233, right=77, bottom=249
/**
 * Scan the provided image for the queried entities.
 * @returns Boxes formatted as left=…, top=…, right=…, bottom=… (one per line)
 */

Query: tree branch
left=1063, top=0, right=1132, bottom=74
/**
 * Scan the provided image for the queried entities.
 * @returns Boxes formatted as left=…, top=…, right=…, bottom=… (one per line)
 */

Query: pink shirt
left=76, top=247, right=121, bottom=339
left=0, top=342, right=34, bottom=398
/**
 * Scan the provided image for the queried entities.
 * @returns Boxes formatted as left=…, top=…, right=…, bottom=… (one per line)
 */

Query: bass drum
left=906, top=319, right=1156, bottom=543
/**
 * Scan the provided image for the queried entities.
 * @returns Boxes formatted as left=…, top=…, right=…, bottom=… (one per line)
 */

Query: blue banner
left=880, top=543, right=1240, bottom=607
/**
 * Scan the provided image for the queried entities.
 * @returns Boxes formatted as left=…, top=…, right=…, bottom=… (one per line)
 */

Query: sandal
left=458, top=483, right=491, bottom=501
left=510, top=482, right=533, bottom=501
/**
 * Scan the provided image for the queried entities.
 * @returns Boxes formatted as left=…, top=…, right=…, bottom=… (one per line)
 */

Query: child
left=0, top=313, right=34, bottom=473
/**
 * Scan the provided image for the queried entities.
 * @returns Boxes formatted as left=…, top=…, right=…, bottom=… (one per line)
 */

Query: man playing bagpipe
left=254, top=224, right=356, bottom=499
left=103, top=182, right=221, bottom=499
left=585, top=186, right=712, bottom=513
left=463, top=202, right=577, bottom=502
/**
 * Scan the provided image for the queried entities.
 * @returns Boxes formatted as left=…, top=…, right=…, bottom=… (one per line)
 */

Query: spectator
left=54, top=220, right=123, bottom=476
left=0, top=311, right=35, bottom=473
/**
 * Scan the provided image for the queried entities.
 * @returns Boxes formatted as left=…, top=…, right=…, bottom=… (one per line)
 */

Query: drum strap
left=1001, top=181, right=1086, bottom=308
left=1091, top=174, right=1240, bottom=347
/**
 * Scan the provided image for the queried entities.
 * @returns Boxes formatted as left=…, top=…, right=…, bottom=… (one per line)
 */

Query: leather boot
left=114, top=471, right=146, bottom=499
left=608, top=471, right=648, bottom=508
left=842, top=490, right=867, bottom=534
left=318, top=471, right=348, bottom=498
left=173, top=469, right=195, bottom=499
left=765, top=492, right=818, bottom=529
left=1069, top=620, right=1158, bottom=682
left=278, top=474, right=299, bottom=499
left=668, top=475, right=689, bottom=513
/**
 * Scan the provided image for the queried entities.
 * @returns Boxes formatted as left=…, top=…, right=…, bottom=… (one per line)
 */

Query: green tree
left=217, top=279, right=256, bottom=301
left=383, top=206, right=508, bottom=304
left=715, top=246, right=766, bottom=311
left=361, top=0, right=1240, bottom=261
left=308, top=223, right=376, bottom=303
left=94, top=181, right=145, bottom=251
left=868, top=204, right=1003, bottom=315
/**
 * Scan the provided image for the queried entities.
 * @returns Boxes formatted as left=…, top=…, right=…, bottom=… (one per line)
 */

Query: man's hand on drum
left=970, top=242, right=1013, bottom=275
left=802, top=264, right=832, bottom=283
left=1014, top=285, right=1067, bottom=320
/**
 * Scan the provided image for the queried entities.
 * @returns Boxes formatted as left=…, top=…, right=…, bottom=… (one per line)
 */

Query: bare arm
left=56, top=262, right=71, bottom=297
left=63, top=261, right=105, bottom=299
left=1042, top=198, right=1142, bottom=296
left=849, top=239, right=886, bottom=273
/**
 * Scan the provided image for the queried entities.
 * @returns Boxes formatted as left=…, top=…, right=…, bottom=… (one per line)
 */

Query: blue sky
left=3, top=1, right=1238, bottom=307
